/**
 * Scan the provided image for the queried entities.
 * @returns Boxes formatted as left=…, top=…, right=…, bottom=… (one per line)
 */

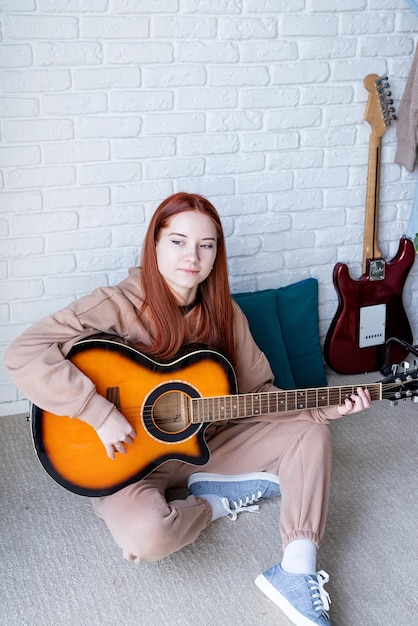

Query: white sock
left=198, top=494, right=228, bottom=521
left=281, top=539, right=317, bottom=575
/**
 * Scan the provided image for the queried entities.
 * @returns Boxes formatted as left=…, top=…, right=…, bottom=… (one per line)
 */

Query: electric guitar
left=324, top=74, right=415, bottom=374
left=31, top=335, right=418, bottom=497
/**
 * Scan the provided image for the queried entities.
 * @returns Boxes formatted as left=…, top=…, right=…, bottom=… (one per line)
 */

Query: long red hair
left=140, top=193, right=236, bottom=365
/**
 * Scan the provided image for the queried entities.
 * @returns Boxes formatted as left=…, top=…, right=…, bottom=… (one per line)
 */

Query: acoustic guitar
left=31, top=335, right=418, bottom=497
left=324, top=74, right=415, bottom=374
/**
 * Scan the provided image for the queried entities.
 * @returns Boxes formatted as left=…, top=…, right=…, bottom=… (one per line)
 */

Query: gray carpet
left=1, top=367, right=417, bottom=626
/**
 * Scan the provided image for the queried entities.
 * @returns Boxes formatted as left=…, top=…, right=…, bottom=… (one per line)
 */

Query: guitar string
left=106, top=381, right=415, bottom=424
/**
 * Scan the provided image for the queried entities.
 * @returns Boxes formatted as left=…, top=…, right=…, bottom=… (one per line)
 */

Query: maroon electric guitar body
left=325, top=237, right=415, bottom=374
left=324, top=75, right=415, bottom=374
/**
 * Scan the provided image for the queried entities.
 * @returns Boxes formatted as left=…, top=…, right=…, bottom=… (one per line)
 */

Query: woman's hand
left=336, top=386, right=372, bottom=416
left=96, top=407, right=137, bottom=460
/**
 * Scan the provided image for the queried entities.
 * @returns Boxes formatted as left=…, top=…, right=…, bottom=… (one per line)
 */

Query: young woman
left=4, top=193, right=371, bottom=626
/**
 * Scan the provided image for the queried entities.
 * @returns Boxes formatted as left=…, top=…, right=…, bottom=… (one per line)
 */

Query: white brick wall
left=1, top=1, right=418, bottom=415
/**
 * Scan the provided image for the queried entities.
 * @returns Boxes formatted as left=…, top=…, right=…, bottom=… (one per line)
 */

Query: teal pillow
left=275, top=278, right=327, bottom=388
left=232, top=289, right=296, bottom=389
left=233, top=278, right=327, bottom=389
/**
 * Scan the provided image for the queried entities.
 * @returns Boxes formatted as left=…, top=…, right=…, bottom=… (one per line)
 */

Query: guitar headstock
left=381, top=362, right=418, bottom=405
left=364, top=74, right=396, bottom=137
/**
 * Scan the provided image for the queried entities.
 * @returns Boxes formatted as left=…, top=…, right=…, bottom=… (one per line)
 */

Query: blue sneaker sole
left=255, top=573, right=319, bottom=626
left=187, top=471, right=280, bottom=487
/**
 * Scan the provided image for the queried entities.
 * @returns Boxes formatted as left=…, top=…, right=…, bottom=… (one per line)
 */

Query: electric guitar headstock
left=364, top=74, right=396, bottom=137
left=381, top=361, right=418, bottom=406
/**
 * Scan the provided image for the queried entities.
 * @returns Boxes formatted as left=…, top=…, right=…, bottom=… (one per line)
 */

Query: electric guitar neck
left=362, top=74, right=394, bottom=275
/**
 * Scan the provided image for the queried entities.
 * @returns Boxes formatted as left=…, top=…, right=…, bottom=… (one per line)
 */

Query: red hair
left=140, top=193, right=236, bottom=365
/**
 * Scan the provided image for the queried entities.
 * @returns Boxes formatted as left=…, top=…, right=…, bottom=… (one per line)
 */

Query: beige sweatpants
left=93, top=419, right=332, bottom=563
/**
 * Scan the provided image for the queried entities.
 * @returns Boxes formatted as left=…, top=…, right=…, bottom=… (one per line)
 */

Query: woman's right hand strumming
left=96, top=407, right=137, bottom=460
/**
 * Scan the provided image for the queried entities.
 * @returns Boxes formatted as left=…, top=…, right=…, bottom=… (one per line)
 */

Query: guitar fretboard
left=191, top=383, right=382, bottom=423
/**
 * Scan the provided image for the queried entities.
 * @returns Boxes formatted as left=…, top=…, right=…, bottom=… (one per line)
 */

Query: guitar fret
left=297, top=390, right=306, bottom=409
left=200, top=398, right=206, bottom=422
left=287, top=391, right=295, bottom=412
left=254, top=394, right=259, bottom=415
left=211, top=396, right=216, bottom=422
left=209, top=396, right=214, bottom=421
left=201, top=397, right=209, bottom=422
left=307, top=389, right=315, bottom=410
left=317, top=388, right=329, bottom=408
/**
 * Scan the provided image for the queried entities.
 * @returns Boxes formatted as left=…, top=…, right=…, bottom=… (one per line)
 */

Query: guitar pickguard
left=359, top=304, right=386, bottom=348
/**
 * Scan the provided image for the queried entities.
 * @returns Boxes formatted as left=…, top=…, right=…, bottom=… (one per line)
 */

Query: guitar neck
left=362, top=130, right=383, bottom=273
left=191, top=383, right=383, bottom=423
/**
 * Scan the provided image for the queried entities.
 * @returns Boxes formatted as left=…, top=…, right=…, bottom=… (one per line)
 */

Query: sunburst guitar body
left=32, top=337, right=236, bottom=497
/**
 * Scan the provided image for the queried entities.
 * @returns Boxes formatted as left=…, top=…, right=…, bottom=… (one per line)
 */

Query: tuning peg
left=412, top=396, right=418, bottom=403
left=402, top=361, right=410, bottom=372
left=391, top=364, right=399, bottom=375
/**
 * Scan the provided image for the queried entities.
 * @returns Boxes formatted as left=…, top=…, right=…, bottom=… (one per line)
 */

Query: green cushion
left=233, top=278, right=327, bottom=389
left=233, top=289, right=296, bottom=389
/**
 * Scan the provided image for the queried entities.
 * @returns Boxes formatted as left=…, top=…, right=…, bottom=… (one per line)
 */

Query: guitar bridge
left=368, top=259, right=385, bottom=281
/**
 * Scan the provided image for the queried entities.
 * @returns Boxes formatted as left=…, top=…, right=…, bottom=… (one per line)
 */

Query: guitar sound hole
left=152, top=391, right=191, bottom=433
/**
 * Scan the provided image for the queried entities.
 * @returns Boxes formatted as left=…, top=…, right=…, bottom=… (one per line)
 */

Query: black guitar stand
left=380, top=336, right=418, bottom=375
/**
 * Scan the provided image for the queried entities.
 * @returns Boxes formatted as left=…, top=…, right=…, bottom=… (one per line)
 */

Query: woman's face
left=155, top=210, right=218, bottom=305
